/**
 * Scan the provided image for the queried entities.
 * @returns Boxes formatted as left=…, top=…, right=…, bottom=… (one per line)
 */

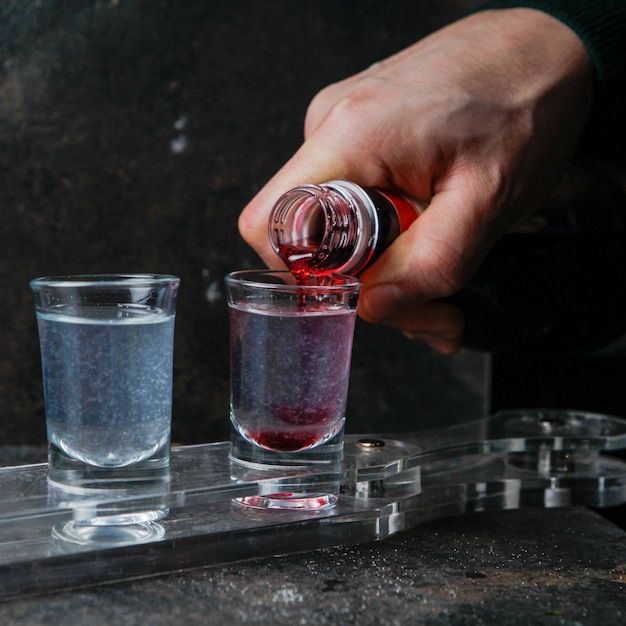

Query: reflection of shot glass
left=30, top=275, right=179, bottom=536
left=225, top=270, right=361, bottom=510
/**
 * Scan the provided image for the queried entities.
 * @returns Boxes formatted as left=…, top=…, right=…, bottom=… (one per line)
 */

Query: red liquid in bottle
left=269, top=181, right=420, bottom=278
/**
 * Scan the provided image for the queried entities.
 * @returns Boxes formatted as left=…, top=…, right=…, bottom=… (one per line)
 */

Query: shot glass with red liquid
left=225, top=270, right=361, bottom=510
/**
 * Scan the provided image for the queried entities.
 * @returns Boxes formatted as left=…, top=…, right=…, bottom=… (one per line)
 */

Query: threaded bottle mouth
left=269, top=182, right=377, bottom=276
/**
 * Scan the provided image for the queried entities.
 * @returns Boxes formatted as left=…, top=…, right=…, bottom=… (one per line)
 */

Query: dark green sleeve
left=474, top=1, right=626, bottom=157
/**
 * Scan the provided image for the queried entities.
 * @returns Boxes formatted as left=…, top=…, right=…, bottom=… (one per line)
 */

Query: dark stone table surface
left=0, top=507, right=624, bottom=625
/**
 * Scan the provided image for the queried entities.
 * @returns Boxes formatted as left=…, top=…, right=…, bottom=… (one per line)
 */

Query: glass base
left=229, top=424, right=344, bottom=510
left=234, top=492, right=339, bottom=510
left=48, top=440, right=171, bottom=492
left=47, top=441, right=171, bottom=526
left=50, top=520, right=166, bottom=551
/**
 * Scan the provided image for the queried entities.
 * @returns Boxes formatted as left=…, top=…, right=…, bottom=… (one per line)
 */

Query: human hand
left=238, top=8, right=593, bottom=353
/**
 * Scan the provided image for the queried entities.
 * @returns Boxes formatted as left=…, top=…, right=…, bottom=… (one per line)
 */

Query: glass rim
left=30, top=274, right=180, bottom=289
left=224, top=269, right=361, bottom=291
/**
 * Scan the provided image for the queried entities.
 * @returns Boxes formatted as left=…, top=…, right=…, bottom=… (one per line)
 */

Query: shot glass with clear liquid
left=225, top=270, right=361, bottom=510
left=30, top=274, right=179, bottom=543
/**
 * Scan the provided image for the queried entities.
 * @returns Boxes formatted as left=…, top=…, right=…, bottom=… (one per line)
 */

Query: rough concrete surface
left=0, top=508, right=624, bottom=625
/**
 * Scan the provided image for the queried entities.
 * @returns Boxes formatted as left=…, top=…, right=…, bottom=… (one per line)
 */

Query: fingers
left=303, top=73, right=365, bottom=138
left=239, top=66, right=412, bottom=267
left=384, top=299, right=466, bottom=355
left=357, top=183, right=499, bottom=354
left=239, top=145, right=347, bottom=267
left=238, top=129, right=390, bottom=267
left=360, top=182, right=494, bottom=316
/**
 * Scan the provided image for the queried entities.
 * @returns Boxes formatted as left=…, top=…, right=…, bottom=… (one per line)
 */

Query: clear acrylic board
left=0, top=409, right=625, bottom=600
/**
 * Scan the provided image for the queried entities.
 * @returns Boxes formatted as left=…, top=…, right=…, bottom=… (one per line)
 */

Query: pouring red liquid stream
left=248, top=182, right=419, bottom=452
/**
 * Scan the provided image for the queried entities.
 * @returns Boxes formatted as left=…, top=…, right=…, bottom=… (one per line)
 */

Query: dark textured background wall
left=0, top=0, right=493, bottom=446
left=2, top=0, right=625, bottom=448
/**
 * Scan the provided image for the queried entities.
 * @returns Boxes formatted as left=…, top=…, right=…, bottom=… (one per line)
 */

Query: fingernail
left=401, top=326, right=464, bottom=354
left=419, top=335, right=462, bottom=355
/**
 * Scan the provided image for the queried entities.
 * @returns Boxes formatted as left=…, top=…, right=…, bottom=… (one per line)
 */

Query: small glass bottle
left=268, top=180, right=423, bottom=276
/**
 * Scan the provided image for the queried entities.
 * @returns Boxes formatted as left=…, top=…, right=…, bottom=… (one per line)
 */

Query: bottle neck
left=269, top=180, right=419, bottom=276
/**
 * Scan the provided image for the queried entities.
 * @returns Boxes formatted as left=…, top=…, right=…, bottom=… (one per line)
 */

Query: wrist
left=475, top=1, right=626, bottom=83
left=436, top=9, right=593, bottom=117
